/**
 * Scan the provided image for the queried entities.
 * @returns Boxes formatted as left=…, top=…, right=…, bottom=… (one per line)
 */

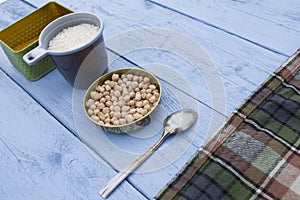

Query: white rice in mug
left=48, top=23, right=99, bottom=52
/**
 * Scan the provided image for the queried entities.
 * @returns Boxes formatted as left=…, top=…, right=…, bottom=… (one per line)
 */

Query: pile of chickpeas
left=85, top=72, right=160, bottom=126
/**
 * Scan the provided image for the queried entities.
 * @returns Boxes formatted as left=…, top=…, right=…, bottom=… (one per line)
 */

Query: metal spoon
left=99, top=109, right=198, bottom=198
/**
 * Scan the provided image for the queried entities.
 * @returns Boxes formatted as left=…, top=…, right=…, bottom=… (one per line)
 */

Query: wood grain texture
left=0, top=1, right=225, bottom=198
left=151, top=0, right=300, bottom=56
left=0, top=69, right=147, bottom=200
left=1, top=0, right=299, bottom=199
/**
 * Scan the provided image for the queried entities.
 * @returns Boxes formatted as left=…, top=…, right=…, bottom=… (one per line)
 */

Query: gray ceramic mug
left=23, top=13, right=108, bottom=89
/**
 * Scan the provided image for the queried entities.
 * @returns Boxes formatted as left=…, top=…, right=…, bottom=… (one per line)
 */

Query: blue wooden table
left=0, top=0, right=299, bottom=199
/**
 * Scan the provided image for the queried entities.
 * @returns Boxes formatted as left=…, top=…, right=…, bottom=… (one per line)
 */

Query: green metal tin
left=0, top=2, right=73, bottom=81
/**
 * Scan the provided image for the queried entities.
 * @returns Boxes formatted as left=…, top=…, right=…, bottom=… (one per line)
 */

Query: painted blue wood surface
left=0, top=0, right=299, bottom=199
left=0, top=70, right=147, bottom=200
left=151, top=0, right=300, bottom=56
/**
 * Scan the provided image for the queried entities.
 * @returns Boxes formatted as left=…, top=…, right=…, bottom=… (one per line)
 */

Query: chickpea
left=109, top=111, right=114, bottom=118
left=98, top=102, right=105, bottom=110
left=99, top=113, right=106, bottom=121
left=122, top=106, right=130, bottom=112
left=103, top=91, right=109, bottom=96
left=110, top=105, right=114, bottom=111
left=113, top=120, right=120, bottom=126
left=135, top=93, right=141, bottom=101
left=91, top=115, right=99, bottom=122
left=114, top=85, right=122, bottom=92
left=94, top=93, right=102, bottom=101
left=133, top=75, right=139, bottom=82
left=114, top=106, right=121, bottom=112
left=90, top=104, right=96, bottom=110
left=110, top=90, right=114, bottom=96
left=126, top=81, right=132, bottom=88
left=123, top=95, right=130, bottom=102
left=112, top=74, right=119, bottom=81
left=118, top=100, right=126, bottom=107
left=138, top=108, right=147, bottom=116
left=109, top=81, right=117, bottom=88
left=126, top=114, right=134, bottom=123
left=149, top=84, right=156, bottom=90
left=129, top=108, right=136, bottom=114
left=143, top=76, right=150, bottom=83
left=137, top=108, right=144, bottom=114
left=126, top=74, right=133, bottom=81
left=95, top=85, right=102, bottom=92
left=102, top=107, right=110, bottom=114
left=131, top=81, right=139, bottom=89
left=141, top=92, right=147, bottom=99
left=129, top=91, right=135, bottom=98
left=144, top=104, right=151, bottom=111
left=104, top=80, right=110, bottom=85
left=106, top=101, right=112, bottom=107
left=100, top=97, right=106, bottom=103
left=118, top=79, right=123, bottom=85
left=111, top=96, right=118, bottom=102
left=153, top=89, right=159, bottom=94
left=133, top=113, right=142, bottom=120
left=113, top=112, right=121, bottom=119
left=99, top=86, right=105, bottom=93
left=85, top=99, right=94, bottom=107
left=142, top=109, right=148, bottom=115
left=120, top=83, right=126, bottom=88
left=119, top=96, right=124, bottom=101
left=136, top=101, right=143, bottom=108
left=121, top=112, right=128, bottom=118
left=94, top=101, right=100, bottom=106
left=105, top=95, right=111, bottom=101
left=129, top=100, right=136, bottom=106
left=94, top=109, right=100, bottom=115
left=146, top=93, right=152, bottom=99
left=146, top=89, right=152, bottom=94
left=138, top=76, right=143, bottom=82
left=119, top=118, right=126, bottom=125
left=114, top=90, right=121, bottom=98
left=87, top=109, right=93, bottom=116
left=90, top=91, right=97, bottom=99
left=143, top=100, right=149, bottom=106
left=142, top=83, right=149, bottom=90
left=138, top=82, right=144, bottom=89
left=122, top=89, right=129, bottom=96
left=149, top=95, right=157, bottom=103
left=104, top=117, right=111, bottom=124
left=105, top=85, right=111, bottom=91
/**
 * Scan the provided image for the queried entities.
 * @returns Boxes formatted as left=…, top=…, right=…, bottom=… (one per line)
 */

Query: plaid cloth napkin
left=155, top=50, right=300, bottom=200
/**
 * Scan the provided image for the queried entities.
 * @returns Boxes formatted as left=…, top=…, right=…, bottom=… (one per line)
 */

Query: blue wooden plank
left=0, top=138, right=40, bottom=200
left=0, top=0, right=294, bottom=198
left=1, top=0, right=287, bottom=116
left=0, top=69, right=147, bottom=200
left=0, top=1, right=227, bottom=198
left=150, top=0, right=300, bottom=56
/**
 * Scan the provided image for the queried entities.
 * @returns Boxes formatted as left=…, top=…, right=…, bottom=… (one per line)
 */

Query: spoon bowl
left=163, top=109, right=198, bottom=135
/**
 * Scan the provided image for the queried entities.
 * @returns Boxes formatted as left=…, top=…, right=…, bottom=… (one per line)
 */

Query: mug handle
left=23, top=47, right=48, bottom=66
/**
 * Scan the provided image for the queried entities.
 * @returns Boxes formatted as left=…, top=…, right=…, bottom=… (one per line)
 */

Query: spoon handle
left=99, top=133, right=168, bottom=198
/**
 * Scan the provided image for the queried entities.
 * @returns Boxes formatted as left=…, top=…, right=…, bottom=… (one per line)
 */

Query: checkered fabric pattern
left=155, top=50, right=300, bottom=200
